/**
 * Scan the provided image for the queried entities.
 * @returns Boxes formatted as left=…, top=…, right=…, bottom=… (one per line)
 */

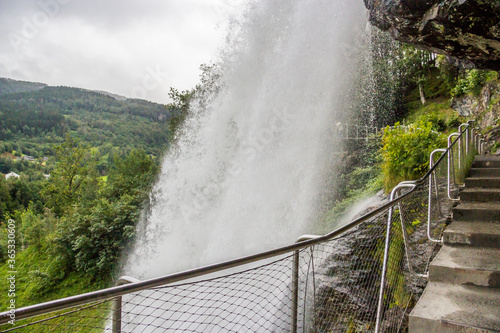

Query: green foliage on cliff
left=381, top=122, right=446, bottom=192
left=451, top=69, right=498, bottom=97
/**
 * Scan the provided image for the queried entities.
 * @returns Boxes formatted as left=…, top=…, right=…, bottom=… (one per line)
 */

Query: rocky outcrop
left=311, top=191, right=446, bottom=332
left=364, top=0, right=500, bottom=70
left=450, top=81, right=500, bottom=153
left=451, top=82, right=500, bottom=127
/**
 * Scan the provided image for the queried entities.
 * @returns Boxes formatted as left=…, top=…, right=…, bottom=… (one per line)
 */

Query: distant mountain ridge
left=0, top=77, right=174, bottom=159
left=94, top=90, right=128, bottom=101
left=0, top=77, right=130, bottom=101
left=0, top=77, right=47, bottom=96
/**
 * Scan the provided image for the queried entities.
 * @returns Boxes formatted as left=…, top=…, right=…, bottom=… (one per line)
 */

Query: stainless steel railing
left=0, top=120, right=480, bottom=333
left=375, top=119, right=476, bottom=332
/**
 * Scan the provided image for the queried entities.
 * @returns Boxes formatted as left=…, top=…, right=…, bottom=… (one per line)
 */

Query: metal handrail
left=458, top=123, right=468, bottom=169
left=375, top=121, right=476, bottom=332
left=335, top=123, right=381, bottom=140
left=447, top=132, right=461, bottom=201
left=0, top=186, right=417, bottom=325
left=0, top=121, right=481, bottom=332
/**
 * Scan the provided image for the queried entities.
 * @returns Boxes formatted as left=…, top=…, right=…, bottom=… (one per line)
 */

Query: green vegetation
left=381, top=122, right=446, bottom=192
left=380, top=44, right=498, bottom=192
left=0, top=77, right=198, bottom=314
left=0, top=85, right=173, bottom=160
left=0, top=138, right=158, bottom=308
left=0, top=78, right=46, bottom=96
left=451, top=69, right=498, bottom=97
left=321, top=40, right=498, bottom=229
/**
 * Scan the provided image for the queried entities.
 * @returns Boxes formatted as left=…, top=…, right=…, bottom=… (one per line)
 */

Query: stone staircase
left=409, top=155, right=500, bottom=332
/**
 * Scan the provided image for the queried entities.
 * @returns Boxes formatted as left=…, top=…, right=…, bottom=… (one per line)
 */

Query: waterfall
left=124, top=0, right=368, bottom=280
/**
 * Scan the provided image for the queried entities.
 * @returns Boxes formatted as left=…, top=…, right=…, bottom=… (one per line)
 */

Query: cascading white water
left=124, top=0, right=368, bottom=280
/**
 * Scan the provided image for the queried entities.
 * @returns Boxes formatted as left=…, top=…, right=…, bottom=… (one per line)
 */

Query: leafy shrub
left=57, top=195, right=139, bottom=278
left=418, top=113, right=447, bottom=132
left=435, top=55, right=459, bottom=95
left=18, top=203, right=45, bottom=248
left=53, top=148, right=157, bottom=280
left=381, top=122, right=447, bottom=192
left=451, top=69, right=498, bottom=97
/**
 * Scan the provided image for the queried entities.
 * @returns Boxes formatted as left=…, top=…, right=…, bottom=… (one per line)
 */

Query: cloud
left=0, top=0, right=243, bottom=103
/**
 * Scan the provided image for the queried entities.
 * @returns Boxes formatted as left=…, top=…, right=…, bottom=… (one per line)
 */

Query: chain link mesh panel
left=0, top=199, right=445, bottom=333
left=0, top=128, right=474, bottom=333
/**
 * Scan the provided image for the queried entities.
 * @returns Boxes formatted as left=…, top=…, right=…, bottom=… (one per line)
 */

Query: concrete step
left=464, top=177, right=500, bottom=188
left=429, top=245, right=500, bottom=287
left=460, top=188, right=500, bottom=202
left=444, top=221, right=500, bottom=248
left=453, top=202, right=500, bottom=222
left=409, top=282, right=500, bottom=333
left=473, top=155, right=500, bottom=168
left=468, top=167, right=500, bottom=177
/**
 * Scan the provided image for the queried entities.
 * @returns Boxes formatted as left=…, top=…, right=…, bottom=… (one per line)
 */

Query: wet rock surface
left=308, top=189, right=448, bottom=331
left=364, top=0, right=500, bottom=70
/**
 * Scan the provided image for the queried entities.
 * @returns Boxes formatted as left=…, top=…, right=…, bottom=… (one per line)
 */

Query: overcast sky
left=0, top=0, right=244, bottom=104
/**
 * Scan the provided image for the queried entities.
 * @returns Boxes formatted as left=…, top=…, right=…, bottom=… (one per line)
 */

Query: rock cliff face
left=451, top=82, right=499, bottom=121
left=451, top=81, right=500, bottom=153
left=364, top=0, right=500, bottom=70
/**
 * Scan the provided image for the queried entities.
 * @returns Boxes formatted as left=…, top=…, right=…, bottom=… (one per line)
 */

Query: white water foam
left=124, top=0, right=368, bottom=280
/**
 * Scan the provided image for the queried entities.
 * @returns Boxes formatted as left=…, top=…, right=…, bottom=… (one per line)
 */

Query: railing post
left=291, top=250, right=299, bottom=333
left=112, top=276, right=141, bottom=333
left=474, top=128, right=480, bottom=153
left=466, top=120, right=474, bottom=156
left=375, top=183, right=416, bottom=333
left=428, top=149, right=446, bottom=243
left=112, top=297, right=122, bottom=333
left=471, top=128, right=475, bottom=153
left=447, top=133, right=460, bottom=201
left=458, top=123, right=468, bottom=170
left=292, top=235, right=320, bottom=332
left=466, top=124, right=469, bottom=155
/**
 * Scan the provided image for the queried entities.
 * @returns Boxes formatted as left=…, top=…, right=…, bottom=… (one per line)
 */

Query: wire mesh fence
left=0, top=122, right=478, bottom=333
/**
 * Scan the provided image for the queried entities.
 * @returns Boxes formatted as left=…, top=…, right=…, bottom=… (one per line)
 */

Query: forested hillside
left=0, top=82, right=173, bottom=162
left=0, top=78, right=47, bottom=96
left=0, top=77, right=196, bottom=310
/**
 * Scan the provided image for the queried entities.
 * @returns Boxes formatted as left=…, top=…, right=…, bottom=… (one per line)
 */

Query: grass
left=0, top=245, right=107, bottom=309
left=0, top=244, right=111, bottom=331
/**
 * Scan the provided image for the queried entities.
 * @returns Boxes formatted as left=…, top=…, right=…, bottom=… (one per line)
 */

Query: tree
left=54, top=148, right=158, bottom=280
left=105, top=148, right=158, bottom=201
left=167, top=88, right=194, bottom=141
left=42, top=135, right=99, bottom=215
left=399, top=45, right=435, bottom=105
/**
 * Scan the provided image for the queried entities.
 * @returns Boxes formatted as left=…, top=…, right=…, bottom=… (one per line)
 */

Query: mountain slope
left=0, top=80, right=174, bottom=161
left=0, top=77, right=47, bottom=96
